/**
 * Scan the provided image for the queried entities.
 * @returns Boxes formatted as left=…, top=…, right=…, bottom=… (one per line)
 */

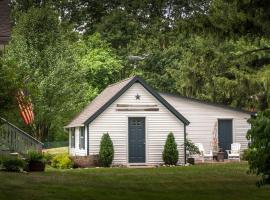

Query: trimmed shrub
left=99, top=133, right=114, bottom=167
left=1, top=156, right=26, bottom=172
left=51, top=154, right=73, bottom=169
left=163, top=132, right=179, bottom=165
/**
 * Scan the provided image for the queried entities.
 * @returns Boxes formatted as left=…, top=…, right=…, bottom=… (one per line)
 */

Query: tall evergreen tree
left=163, top=132, right=179, bottom=165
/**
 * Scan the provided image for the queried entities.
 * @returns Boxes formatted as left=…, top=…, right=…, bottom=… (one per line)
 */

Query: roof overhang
left=64, top=124, right=84, bottom=129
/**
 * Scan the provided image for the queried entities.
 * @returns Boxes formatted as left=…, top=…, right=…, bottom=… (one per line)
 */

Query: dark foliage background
left=0, top=0, right=269, bottom=141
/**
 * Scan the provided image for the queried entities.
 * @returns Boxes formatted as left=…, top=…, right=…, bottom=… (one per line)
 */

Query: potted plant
left=27, top=151, right=46, bottom=172
left=185, top=139, right=200, bottom=165
left=217, top=147, right=225, bottom=162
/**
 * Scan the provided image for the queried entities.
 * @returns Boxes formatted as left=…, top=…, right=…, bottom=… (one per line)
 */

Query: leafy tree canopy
left=246, top=110, right=270, bottom=186
left=75, top=33, right=122, bottom=91
left=1, top=0, right=270, bottom=143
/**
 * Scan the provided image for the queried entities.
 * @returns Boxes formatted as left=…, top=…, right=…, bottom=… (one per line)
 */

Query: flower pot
left=28, top=161, right=45, bottom=172
left=217, top=152, right=224, bottom=162
left=187, top=157, right=195, bottom=165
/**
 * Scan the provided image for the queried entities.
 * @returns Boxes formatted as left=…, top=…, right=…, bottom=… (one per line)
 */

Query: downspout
left=184, top=125, right=187, bottom=164
left=87, top=124, right=89, bottom=156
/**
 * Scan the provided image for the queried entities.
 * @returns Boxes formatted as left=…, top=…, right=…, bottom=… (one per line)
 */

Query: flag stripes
left=16, top=90, right=34, bottom=125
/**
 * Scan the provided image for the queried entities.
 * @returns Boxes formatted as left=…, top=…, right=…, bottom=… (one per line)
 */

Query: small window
left=71, top=128, right=75, bottom=148
left=79, top=127, right=85, bottom=149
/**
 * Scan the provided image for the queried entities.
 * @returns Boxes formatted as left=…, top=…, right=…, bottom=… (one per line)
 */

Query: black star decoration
left=135, top=93, right=140, bottom=100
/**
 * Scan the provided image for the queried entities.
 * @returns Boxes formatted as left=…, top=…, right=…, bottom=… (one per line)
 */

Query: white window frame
left=71, top=128, right=75, bottom=148
left=79, top=127, right=85, bottom=150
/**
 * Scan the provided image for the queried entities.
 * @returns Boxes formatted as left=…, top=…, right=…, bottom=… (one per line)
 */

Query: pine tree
left=99, top=133, right=114, bottom=167
left=162, top=132, right=179, bottom=165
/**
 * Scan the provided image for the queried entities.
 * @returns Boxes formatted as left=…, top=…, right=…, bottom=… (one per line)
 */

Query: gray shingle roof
left=160, top=92, right=254, bottom=115
left=65, top=76, right=190, bottom=128
left=65, top=76, right=254, bottom=128
left=65, top=76, right=135, bottom=128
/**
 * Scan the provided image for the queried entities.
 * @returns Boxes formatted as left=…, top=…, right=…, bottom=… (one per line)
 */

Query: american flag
left=16, top=90, right=34, bottom=125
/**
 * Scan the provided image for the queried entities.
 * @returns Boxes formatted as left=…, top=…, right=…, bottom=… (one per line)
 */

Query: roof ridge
left=107, top=76, right=136, bottom=87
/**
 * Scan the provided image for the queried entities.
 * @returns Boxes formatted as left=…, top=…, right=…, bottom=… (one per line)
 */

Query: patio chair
left=194, top=143, right=213, bottom=162
left=226, top=143, right=241, bottom=161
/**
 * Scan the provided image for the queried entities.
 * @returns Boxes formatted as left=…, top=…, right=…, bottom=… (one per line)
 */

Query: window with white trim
left=71, top=128, right=75, bottom=148
left=79, top=127, right=85, bottom=149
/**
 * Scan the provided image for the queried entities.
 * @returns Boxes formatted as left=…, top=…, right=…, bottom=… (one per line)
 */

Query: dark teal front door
left=128, top=117, right=145, bottom=163
left=218, top=119, right=233, bottom=158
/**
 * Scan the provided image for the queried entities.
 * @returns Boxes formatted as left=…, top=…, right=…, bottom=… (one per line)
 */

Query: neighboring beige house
left=65, top=76, right=253, bottom=165
left=0, top=0, right=11, bottom=54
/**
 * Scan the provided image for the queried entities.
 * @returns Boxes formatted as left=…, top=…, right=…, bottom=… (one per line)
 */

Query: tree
left=164, top=35, right=270, bottom=110
left=4, top=7, right=93, bottom=140
left=4, top=0, right=270, bottom=144
left=75, top=33, right=123, bottom=91
left=163, top=132, right=179, bottom=165
left=246, top=110, right=270, bottom=186
left=0, top=59, right=19, bottom=116
left=205, top=0, right=270, bottom=38
left=99, top=133, right=114, bottom=167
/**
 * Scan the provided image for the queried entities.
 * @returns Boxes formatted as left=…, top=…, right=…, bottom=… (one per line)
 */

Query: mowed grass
left=0, top=162, right=269, bottom=200
left=42, top=147, right=68, bottom=155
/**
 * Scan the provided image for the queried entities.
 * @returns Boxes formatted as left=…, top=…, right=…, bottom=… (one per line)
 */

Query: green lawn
left=0, top=162, right=269, bottom=200
left=42, top=147, right=68, bottom=155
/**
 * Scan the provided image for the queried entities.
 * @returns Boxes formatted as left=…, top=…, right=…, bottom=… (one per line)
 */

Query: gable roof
left=65, top=76, right=190, bottom=128
left=160, top=92, right=255, bottom=115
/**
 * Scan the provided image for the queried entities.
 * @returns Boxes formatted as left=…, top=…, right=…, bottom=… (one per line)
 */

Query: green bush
left=185, top=139, right=200, bottom=156
left=163, top=132, right=179, bottom=165
left=1, top=156, right=26, bottom=172
left=242, top=149, right=252, bottom=161
left=51, top=154, right=73, bottom=169
left=246, top=110, right=270, bottom=186
left=43, top=152, right=54, bottom=164
left=27, top=151, right=46, bottom=163
left=99, top=133, right=114, bottom=167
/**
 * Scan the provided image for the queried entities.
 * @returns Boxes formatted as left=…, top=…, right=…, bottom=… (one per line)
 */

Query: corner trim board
left=87, top=124, right=89, bottom=156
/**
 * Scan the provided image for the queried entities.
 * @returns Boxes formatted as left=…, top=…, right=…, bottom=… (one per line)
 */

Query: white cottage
left=65, top=76, right=253, bottom=165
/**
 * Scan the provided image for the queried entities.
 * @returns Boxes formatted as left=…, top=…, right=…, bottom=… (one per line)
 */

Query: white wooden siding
left=69, top=127, right=87, bottom=156
left=88, top=83, right=185, bottom=165
left=161, top=94, right=251, bottom=153
left=69, top=82, right=251, bottom=164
